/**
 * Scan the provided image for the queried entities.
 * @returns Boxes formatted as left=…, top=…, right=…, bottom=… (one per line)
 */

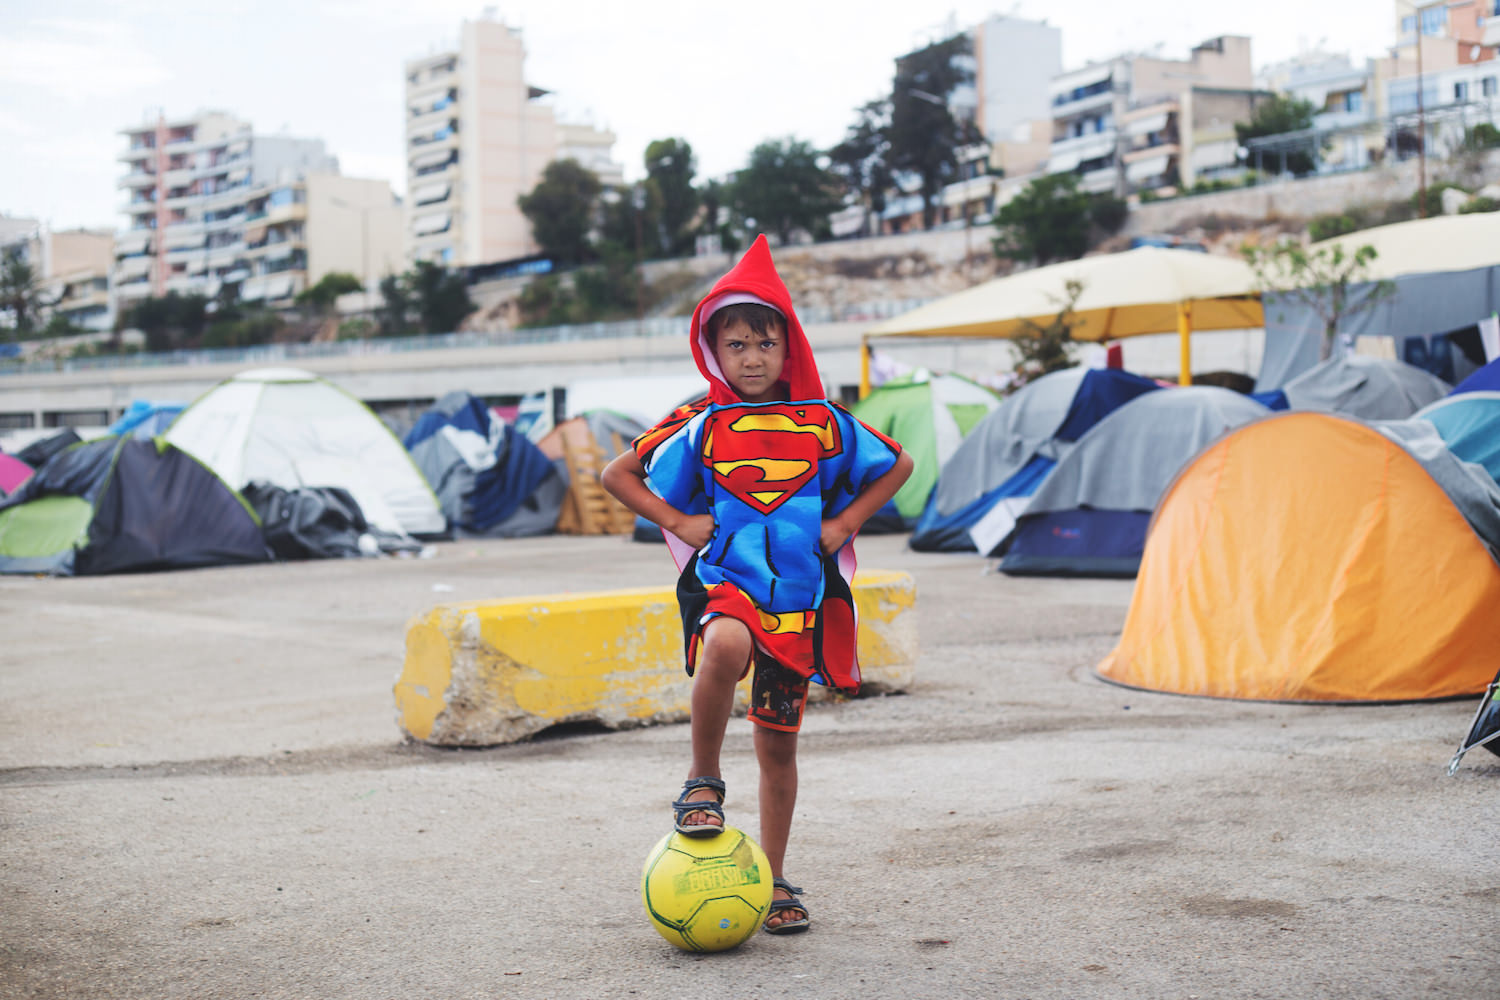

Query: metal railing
left=0, top=298, right=937, bottom=377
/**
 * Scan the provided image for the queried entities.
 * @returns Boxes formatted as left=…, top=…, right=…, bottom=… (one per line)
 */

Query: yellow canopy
left=861, top=246, right=1263, bottom=392
left=865, top=246, right=1263, bottom=342
left=1309, top=213, right=1500, bottom=280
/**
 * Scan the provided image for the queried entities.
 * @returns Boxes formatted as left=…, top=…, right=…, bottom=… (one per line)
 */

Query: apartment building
left=970, top=14, right=1063, bottom=178
left=404, top=14, right=623, bottom=268
left=1, top=219, right=115, bottom=333
left=114, top=111, right=402, bottom=313
left=1049, top=36, right=1264, bottom=195
left=114, top=111, right=336, bottom=308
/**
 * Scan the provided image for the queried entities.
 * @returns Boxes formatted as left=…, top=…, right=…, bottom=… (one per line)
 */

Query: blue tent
left=108, top=401, right=184, bottom=439
left=1451, top=357, right=1500, bottom=396
left=997, top=387, right=1269, bottom=576
left=1416, top=392, right=1500, bottom=484
left=404, top=392, right=563, bottom=538
left=909, top=368, right=1161, bottom=552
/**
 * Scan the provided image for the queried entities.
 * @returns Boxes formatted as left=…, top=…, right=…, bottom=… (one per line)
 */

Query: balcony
left=1048, top=130, right=1117, bottom=173
left=1051, top=87, right=1114, bottom=119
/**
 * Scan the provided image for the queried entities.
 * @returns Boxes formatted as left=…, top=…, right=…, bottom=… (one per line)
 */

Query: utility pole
left=1416, top=30, right=1428, bottom=218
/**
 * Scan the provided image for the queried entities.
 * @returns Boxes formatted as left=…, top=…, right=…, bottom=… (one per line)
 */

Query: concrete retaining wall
left=393, top=570, right=918, bottom=746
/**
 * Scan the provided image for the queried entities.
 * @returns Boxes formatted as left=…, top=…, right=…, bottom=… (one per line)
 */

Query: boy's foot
left=672, top=776, right=726, bottom=837
left=764, top=878, right=810, bottom=934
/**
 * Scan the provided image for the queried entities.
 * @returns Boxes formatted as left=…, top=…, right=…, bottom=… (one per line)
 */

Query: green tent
left=0, top=436, right=270, bottom=576
left=850, top=371, right=1000, bottom=528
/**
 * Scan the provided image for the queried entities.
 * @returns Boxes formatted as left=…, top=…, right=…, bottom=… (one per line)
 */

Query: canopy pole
left=859, top=335, right=872, bottom=400
left=1177, top=301, right=1193, bottom=386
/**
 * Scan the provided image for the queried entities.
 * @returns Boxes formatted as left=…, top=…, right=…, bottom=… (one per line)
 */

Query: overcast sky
left=1, top=0, right=1397, bottom=231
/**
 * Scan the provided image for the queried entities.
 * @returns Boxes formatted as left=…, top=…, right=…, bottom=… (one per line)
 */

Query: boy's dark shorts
left=748, top=652, right=810, bottom=733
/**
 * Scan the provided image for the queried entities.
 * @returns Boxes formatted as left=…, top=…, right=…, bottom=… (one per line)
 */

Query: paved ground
left=2, top=533, right=1497, bottom=999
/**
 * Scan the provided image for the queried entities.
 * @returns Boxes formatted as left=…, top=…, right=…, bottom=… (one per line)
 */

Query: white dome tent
left=166, top=368, right=444, bottom=537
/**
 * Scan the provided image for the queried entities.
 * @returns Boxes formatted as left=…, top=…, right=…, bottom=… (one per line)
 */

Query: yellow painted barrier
left=394, top=570, right=917, bottom=746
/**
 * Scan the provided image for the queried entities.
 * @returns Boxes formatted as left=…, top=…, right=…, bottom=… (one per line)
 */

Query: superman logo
left=702, top=404, right=843, bottom=514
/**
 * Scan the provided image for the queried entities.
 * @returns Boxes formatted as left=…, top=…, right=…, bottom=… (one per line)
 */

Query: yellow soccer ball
left=640, top=826, right=774, bottom=952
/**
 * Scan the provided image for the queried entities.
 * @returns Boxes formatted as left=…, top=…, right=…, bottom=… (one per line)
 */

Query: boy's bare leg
left=754, top=725, right=806, bottom=928
left=679, top=617, right=752, bottom=831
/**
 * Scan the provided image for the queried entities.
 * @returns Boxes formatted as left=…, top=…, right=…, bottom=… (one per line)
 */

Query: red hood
left=690, top=234, right=823, bottom=404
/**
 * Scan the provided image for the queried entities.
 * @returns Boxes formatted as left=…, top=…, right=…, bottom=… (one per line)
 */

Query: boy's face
left=712, top=318, right=787, bottom=403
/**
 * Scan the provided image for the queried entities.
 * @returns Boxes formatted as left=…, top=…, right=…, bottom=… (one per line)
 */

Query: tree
left=408, top=261, right=475, bottom=334
left=643, top=138, right=700, bottom=257
left=732, top=137, right=841, bottom=244
left=886, top=34, right=981, bottom=229
left=0, top=251, right=56, bottom=340
left=1009, top=279, right=1085, bottom=389
left=1242, top=240, right=1392, bottom=360
left=1235, top=95, right=1318, bottom=176
left=992, top=174, right=1092, bottom=265
left=518, top=158, right=603, bottom=267
left=295, top=271, right=363, bottom=312
left=123, top=292, right=210, bottom=352
left=828, top=100, right=893, bottom=239
left=377, top=273, right=413, bottom=337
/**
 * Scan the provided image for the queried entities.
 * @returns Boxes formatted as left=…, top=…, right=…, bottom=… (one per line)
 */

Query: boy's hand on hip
left=671, top=513, right=717, bottom=549
left=820, top=516, right=853, bottom=556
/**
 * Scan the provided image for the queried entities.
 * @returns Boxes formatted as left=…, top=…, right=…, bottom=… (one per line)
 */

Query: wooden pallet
left=555, top=430, right=636, bottom=535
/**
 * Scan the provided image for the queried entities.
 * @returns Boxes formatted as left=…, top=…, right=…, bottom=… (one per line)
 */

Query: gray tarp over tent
left=1279, top=355, right=1451, bottom=420
left=995, top=387, right=1269, bottom=575
left=928, top=367, right=1087, bottom=520
left=1256, top=265, right=1500, bottom=392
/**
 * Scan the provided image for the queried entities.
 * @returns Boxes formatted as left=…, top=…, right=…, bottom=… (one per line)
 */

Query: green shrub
left=1459, top=196, right=1500, bottom=214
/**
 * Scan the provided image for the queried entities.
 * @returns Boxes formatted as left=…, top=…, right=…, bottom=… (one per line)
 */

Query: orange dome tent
left=1098, top=412, right=1500, bottom=702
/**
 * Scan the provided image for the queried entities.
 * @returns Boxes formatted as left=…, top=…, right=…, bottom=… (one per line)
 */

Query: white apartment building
left=115, top=112, right=336, bottom=308
left=969, top=14, right=1063, bottom=178
left=114, top=111, right=401, bottom=313
left=405, top=14, right=622, bottom=268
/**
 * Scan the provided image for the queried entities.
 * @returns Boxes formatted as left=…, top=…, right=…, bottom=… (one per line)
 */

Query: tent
left=0, top=453, right=33, bottom=495
left=538, top=410, right=645, bottom=535
left=909, top=367, right=1161, bottom=551
left=1258, top=215, right=1500, bottom=392
left=1098, top=412, right=1500, bottom=701
left=864, top=246, right=1263, bottom=388
left=997, top=387, right=1269, bottom=576
left=165, top=368, right=444, bottom=538
left=0, top=436, right=270, bottom=576
left=1415, top=392, right=1500, bottom=484
left=1451, top=356, right=1500, bottom=395
left=848, top=371, right=1000, bottom=530
left=1253, top=355, right=1450, bottom=419
left=1450, top=675, right=1500, bottom=773
left=404, top=391, right=564, bottom=538
left=108, top=401, right=184, bottom=439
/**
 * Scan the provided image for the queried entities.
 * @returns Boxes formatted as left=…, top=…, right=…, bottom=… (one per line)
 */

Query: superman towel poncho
left=633, top=235, right=901, bottom=693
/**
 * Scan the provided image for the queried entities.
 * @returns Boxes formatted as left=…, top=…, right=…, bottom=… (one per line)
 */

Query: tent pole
left=1177, top=301, right=1193, bottom=386
left=859, top=335, right=872, bottom=400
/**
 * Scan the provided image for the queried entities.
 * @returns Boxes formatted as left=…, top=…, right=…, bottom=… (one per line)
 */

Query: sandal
left=671, top=776, right=726, bottom=838
left=763, top=877, right=810, bottom=935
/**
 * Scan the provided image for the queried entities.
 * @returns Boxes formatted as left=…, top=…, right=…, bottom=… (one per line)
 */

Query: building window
left=1484, top=76, right=1498, bottom=97
left=1345, top=91, right=1363, bottom=113
left=1455, top=81, right=1469, bottom=101
left=1401, top=14, right=1417, bottom=35
left=1421, top=6, right=1445, bottom=35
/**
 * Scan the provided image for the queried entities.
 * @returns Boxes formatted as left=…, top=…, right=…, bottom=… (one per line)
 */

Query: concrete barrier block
left=394, top=570, right=917, bottom=746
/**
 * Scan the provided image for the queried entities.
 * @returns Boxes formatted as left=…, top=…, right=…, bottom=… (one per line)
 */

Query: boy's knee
left=698, top=617, right=753, bottom=679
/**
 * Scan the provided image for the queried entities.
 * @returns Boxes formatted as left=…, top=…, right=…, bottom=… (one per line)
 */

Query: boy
left=601, top=235, right=913, bottom=935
